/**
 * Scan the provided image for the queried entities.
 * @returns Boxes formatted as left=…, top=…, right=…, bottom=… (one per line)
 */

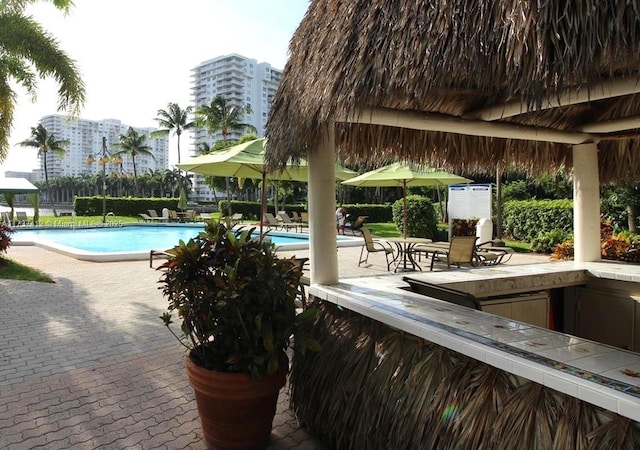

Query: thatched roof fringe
left=266, top=0, right=640, bottom=182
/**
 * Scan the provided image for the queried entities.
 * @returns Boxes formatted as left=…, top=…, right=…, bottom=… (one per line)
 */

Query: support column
left=308, top=125, right=338, bottom=284
left=573, top=143, right=601, bottom=262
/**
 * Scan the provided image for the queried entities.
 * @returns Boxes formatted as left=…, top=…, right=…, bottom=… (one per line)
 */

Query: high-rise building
left=38, top=115, right=169, bottom=180
left=190, top=53, right=282, bottom=201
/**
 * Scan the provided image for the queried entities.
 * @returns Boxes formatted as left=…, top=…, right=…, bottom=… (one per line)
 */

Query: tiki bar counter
left=289, top=261, right=640, bottom=448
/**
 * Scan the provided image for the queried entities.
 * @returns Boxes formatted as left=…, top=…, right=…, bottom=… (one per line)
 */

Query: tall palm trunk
left=223, top=133, right=232, bottom=217
left=132, top=156, right=138, bottom=197
left=43, top=156, right=57, bottom=216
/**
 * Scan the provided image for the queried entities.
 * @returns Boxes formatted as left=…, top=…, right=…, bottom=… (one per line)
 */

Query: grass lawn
left=0, top=258, right=53, bottom=283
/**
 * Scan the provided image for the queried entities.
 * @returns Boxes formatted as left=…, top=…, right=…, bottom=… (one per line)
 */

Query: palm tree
left=18, top=124, right=68, bottom=216
left=111, top=127, right=155, bottom=197
left=0, top=0, right=85, bottom=161
left=195, top=95, right=257, bottom=216
left=152, top=103, right=194, bottom=164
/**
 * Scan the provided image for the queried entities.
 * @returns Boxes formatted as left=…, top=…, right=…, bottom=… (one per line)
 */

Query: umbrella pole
left=403, top=180, right=408, bottom=239
left=259, top=171, right=267, bottom=240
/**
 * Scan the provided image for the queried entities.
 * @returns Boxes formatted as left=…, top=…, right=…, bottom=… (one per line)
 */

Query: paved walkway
left=0, top=244, right=548, bottom=449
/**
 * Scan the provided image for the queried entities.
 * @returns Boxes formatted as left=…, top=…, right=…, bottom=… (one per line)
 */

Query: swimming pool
left=12, top=223, right=363, bottom=262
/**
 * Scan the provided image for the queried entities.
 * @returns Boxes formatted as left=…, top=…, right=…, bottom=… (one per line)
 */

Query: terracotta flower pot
left=185, top=356, right=287, bottom=450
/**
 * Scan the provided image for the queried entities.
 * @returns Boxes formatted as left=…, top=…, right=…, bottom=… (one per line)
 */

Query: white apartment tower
left=190, top=53, right=282, bottom=201
left=38, top=115, right=169, bottom=180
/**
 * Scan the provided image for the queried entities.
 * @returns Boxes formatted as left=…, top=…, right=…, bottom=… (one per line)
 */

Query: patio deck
left=0, top=245, right=547, bottom=449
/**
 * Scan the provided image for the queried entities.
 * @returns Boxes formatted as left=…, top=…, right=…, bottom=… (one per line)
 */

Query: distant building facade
left=190, top=53, right=282, bottom=201
left=37, top=115, right=169, bottom=181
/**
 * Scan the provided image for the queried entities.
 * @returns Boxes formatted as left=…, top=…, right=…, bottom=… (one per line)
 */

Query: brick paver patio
left=1, top=244, right=547, bottom=449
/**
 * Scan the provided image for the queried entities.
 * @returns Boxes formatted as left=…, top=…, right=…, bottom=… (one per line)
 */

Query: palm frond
left=587, top=415, right=640, bottom=450
left=491, top=383, right=561, bottom=450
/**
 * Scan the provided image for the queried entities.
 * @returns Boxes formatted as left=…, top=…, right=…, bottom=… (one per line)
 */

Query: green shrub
left=391, top=195, right=437, bottom=238
left=502, top=199, right=573, bottom=241
left=0, top=223, right=13, bottom=265
left=530, top=229, right=571, bottom=253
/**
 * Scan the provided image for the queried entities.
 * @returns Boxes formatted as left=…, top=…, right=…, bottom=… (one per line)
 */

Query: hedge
left=218, top=201, right=394, bottom=223
left=74, top=197, right=180, bottom=216
left=502, top=199, right=573, bottom=241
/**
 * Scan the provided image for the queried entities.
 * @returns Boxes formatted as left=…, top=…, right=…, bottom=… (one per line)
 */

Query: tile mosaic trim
left=313, top=284, right=640, bottom=400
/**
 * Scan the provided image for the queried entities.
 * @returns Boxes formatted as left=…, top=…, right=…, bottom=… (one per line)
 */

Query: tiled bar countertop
left=309, top=261, right=640, bottom=422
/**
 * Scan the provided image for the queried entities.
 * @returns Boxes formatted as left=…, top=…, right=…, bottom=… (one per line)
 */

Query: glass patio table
left=386, top=237, right=433, bottom=272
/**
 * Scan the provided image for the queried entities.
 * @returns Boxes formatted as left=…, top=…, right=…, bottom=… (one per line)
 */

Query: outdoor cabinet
left=573, top=282, right=637, bottom=351
left=480, top=292, right=549, bottom=329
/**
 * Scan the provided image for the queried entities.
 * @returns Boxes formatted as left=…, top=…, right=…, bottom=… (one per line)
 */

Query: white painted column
left=308, top=125, right=338, bottom=284
left=573, top=143, right=601, bottom=262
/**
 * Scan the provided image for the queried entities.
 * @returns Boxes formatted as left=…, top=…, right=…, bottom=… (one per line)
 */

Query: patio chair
left=291, top=211, right=302, bottom=223
left=293, top=257, right=310, bottom=308
left=358, top=227, right=395, bottom=270
left=168, top=210, right=179, bottom=222
left=429, top=236, right=479, bottom=271
left=344, top=215, right=368, bottom=236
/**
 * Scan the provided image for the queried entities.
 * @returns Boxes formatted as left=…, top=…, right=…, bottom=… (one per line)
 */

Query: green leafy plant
left=531, top=229, right=571, bottom=253
left=0, top=223, right=14, bottom=266
left=392, top=195, right=437, bottom=238
left=159, top=221, right=319, bottom=379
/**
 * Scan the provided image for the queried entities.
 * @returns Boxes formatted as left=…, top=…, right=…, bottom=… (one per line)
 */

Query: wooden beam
left=577, top=116, right=640, bottom=133
left=465, top=77, right=640, bottom=121
left=340, top=106, right=595, bottom=145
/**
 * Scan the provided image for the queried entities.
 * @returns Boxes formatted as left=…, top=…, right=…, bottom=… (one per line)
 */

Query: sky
left=0, top=0, right=310, bottom=174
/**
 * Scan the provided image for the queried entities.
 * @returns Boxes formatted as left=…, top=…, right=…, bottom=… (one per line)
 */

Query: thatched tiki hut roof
left=266, top=0, right=640, bottom=183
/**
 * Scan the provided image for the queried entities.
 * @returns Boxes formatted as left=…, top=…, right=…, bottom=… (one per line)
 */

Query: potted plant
left=159, top=221, right=319, bottom=450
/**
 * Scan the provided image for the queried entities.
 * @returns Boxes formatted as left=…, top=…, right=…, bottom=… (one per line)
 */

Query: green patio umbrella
left=342, top=162, right=472, bottom=238
left=178, top=138, right=357, bottom=236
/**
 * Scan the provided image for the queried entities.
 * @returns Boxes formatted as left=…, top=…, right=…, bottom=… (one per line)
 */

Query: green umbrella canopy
left=177, top=138, right=356, bottom=182
left=342, top=162, right=472, bottom=188
left=343, top=162, right=472, bottom=238
left=178, top=138, right=356, bottom=236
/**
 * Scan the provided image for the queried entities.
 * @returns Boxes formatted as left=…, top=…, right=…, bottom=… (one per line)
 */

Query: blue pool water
left=12, top=224, right=362, bottom=262
left=13, top=225, right=315, bottom=253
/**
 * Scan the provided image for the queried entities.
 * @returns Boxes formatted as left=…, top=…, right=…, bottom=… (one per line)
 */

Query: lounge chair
left=148, top=209, right=160, bottom=219
left=264, top=212, right=298, bottom=231
left=16, top=211, right=31, bottom=225
left=139, top=213, right=153, bottom=222
left=291, top=211, right=302, bottom=223
left=358, top=227, right=395, bottom=270
left=277, top=212, right=301, bottom=232
left=475, top=240, right=514, bottom=265
left=427, top=236, right=479, bottom=271
left=1, top=211, right=12, bottom=226
left=344, top=215, right=368, bottom=236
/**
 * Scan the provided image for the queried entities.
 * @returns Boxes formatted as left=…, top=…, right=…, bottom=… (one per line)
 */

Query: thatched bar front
left=290, top=262, right=640, bottom=449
